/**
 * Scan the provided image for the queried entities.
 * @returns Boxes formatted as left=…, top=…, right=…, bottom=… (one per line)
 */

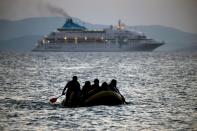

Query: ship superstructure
left=33, top=18, right=164, bottom=52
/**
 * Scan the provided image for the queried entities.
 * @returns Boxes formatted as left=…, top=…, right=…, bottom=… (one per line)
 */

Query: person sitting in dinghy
left=91, top=79, right=100, bottom=91
left=81, top=81, right=91, bottom=99
left=86, top=79, right=100, bottom=96
left=100, top=82, right=109, bottom=91
left=62, top=76, right=81, bottom=106
left=109, top=79, right=127, bottom=104
left=109, top=79, right=119, bottom=93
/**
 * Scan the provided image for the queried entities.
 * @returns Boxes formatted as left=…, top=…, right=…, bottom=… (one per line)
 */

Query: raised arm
left=62, top=82, right=70, bottom=95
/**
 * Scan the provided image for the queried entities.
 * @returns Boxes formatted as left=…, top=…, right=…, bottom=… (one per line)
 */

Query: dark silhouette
left=109, top=79, right=127, bottom=104
left=109, top=79, right=119, bottom=93
left=86, top=79, right=100, bottom=97
left=91, top=79, right=100, bottom=91
left=81, top=81, right=91, bottom=99
left=101, top=82, right=109, bottom=91
left=62, top=76, right=81, bottom=106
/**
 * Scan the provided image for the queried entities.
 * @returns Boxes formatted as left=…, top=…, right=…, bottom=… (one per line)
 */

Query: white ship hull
left=33, top=42, right=163, bottom=52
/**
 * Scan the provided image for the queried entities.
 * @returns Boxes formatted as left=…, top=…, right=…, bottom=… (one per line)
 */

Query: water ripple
left=0, top=52, right=196, bottom=130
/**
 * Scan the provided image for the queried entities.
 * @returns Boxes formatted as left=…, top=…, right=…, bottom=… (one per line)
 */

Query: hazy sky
left=1, top=0, right=197, bottom=33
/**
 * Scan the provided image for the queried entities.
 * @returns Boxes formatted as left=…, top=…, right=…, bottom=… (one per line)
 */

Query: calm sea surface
left=0, top=52, right=196, bottom=130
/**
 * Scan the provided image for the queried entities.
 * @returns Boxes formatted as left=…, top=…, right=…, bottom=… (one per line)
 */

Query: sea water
left=0, top=52, right=196, bottom=130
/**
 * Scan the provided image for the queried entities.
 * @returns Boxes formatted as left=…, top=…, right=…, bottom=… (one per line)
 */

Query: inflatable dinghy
left=61, top=91, right=124, bottom=107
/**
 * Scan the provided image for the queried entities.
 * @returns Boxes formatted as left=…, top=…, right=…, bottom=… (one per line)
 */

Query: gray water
left=0, top=52, right=196, bottom=131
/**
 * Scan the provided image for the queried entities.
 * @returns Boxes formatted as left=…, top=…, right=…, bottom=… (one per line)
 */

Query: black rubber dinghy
left=61, top=91, right=124, bottom=107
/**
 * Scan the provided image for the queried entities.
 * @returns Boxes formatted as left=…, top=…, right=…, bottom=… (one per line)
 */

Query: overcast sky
left=1, top=0, right=197, bottom=33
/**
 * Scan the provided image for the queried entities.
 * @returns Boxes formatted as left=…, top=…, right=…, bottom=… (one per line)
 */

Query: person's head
left=101, top=82, right=108, bottom=88
left=94, top=79, right=99, bottom=85
left=110, top=79, right=117, bottom=86
left=72, top=76, right=78, bottom=81
left=85, top=81, right=91, bottom=86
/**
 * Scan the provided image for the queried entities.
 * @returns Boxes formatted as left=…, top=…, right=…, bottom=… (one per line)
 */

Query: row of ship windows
left=47, top=36, right=105, bottom=41
left=63, top=36, right=105, bottom=40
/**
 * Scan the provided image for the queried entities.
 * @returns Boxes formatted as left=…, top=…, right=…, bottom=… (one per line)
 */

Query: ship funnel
left=117, top=19, right=126, bottom=30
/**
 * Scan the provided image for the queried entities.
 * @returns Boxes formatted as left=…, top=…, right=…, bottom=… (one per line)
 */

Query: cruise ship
left=32, top=18, right=164, bottom=52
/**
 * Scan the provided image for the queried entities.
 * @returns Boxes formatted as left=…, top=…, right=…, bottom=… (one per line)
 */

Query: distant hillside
left=0, top=35, right=42, bottom=51
left=128, top=25, right=197, bottom=52
left=0, top=17, right=65, bottom=40
left=0, top=17, right=197, bottom=52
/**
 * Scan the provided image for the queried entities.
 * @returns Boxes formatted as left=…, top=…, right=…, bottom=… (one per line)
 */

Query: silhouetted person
left=109, top=79, right=127, bottom=104
left=81, top=81, right=91, bottom=99
left=87, top=79, right=100, bottom=97
left=62, top=76, right=81, bottom=106
left=90, top=79, right=100, bottom=92
left=109, top=79, right=119, bottom=93
left=101, top=82, right=109, bottom=91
